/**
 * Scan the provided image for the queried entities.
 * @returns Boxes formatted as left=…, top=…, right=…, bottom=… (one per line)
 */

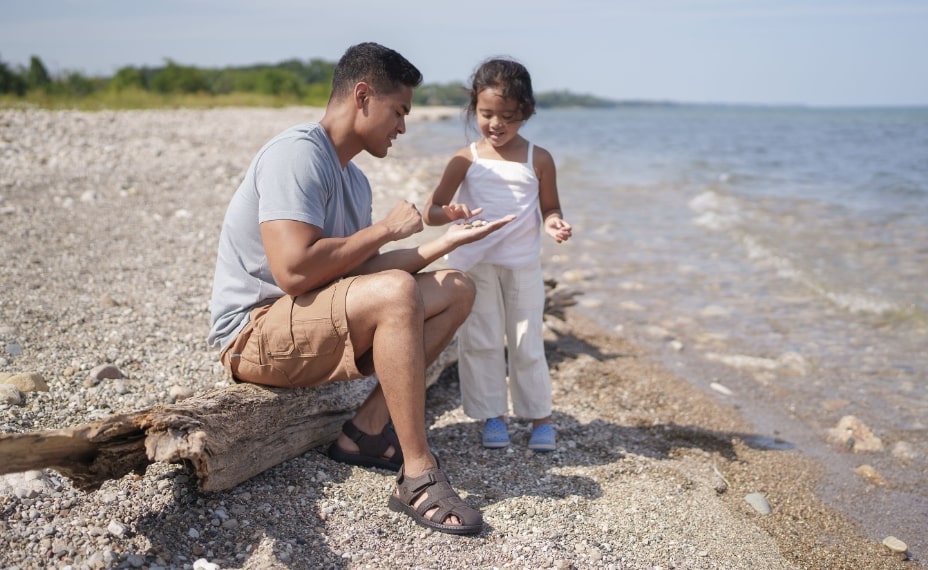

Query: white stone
left=745, top=492, right=771, bottom=515
left=882, top=536, right=907, bottom=553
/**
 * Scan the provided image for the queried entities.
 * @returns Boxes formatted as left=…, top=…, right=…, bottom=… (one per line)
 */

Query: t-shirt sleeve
left=254, top=136, right=330, bottom=228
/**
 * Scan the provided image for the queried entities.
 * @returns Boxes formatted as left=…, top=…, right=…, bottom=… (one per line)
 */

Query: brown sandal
left=388, top=465, right=483, bottom=535
left=327, top=420, right=403, bottom=471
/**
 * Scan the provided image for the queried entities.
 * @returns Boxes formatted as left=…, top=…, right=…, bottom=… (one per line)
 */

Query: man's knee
left=374, top=269, right=424, bottom=308
left=442, top=269, right=476, bottom=314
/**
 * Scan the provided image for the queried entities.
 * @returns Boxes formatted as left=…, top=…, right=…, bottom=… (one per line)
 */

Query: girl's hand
left=545, top=217, right=572, bottom=243
left=442, top=203, right=483, bottom=222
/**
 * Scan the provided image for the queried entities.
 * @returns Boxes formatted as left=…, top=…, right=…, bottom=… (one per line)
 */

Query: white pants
left=458, top=262, right=552, bottom=420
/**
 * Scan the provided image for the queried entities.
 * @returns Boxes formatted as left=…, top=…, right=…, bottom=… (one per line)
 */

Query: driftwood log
left=0, top=280, right=576, bottom=492
left=0, top=349, right=450, bottom=492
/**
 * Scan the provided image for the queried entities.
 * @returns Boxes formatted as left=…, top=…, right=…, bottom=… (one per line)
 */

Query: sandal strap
left=341, top=420, right=402, bottom=463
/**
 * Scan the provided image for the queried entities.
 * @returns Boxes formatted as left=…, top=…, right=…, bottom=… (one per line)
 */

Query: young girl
left=424, top=58, right=572, bottom=451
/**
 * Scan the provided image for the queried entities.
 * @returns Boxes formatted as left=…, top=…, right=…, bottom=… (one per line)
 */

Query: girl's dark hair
left=466, top=58, right=536, bottom=124
left=330, top=42, right=422, bottom=101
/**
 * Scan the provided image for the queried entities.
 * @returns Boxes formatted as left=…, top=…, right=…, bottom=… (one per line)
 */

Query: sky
left=2, top=0, right=926, bottom=107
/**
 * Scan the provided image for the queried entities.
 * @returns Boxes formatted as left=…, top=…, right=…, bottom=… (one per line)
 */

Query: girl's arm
left=423, top=148, right=478, bottom=225
left=535, top=145, right=573, bottom=243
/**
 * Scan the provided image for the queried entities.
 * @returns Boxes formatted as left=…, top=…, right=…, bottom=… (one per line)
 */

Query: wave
left=688, top=189, right=905, bottom=317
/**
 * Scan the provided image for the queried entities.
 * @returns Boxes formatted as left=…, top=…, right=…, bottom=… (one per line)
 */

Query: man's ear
left=353, top=82, right=372, bottom=109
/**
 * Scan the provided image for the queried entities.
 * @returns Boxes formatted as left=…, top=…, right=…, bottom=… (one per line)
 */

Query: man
left=207, top=43, right=512, bottom=535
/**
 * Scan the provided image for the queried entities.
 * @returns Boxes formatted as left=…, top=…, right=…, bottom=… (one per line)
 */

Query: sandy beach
left=0, top=107, right=918, bottom=569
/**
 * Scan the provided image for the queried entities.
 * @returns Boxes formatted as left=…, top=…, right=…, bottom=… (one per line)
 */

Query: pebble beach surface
left=0, top=107, right=919, bottom=569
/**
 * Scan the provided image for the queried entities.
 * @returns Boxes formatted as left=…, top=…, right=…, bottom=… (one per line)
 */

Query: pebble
left=169, top=385, right=195, bottom=401
left=0, top=383, right=24, bottom=405
left=744, top=492, right=772, bottom=515
left=825, top=415, right=884, bottom=452
left=882, top=535, right=908, bottom=554
left=107, top=520, right=126, bottom=538
left=853, top=464, right=887, bottom=486
left=1, top=372, right=49, bottom=392
left=88, top=363, right=125, bottom=382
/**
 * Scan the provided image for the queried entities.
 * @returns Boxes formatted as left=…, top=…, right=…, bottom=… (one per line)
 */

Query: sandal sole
left=388, top=495, right=483, bottom=535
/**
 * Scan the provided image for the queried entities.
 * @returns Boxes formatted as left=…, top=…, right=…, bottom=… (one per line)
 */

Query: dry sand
left=0, top=107, right=918, bottom=569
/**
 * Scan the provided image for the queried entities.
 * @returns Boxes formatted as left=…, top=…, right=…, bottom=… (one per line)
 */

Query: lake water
left=399, top=104, right=928, bottom=555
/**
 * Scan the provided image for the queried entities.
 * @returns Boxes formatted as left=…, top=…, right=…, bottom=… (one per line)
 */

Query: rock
left=2, top=372, right=49, bottom=392
left=0, top=384, right=24, bottom=405
left=825, top=415, right=883, bottom=452
left=882, top=536, right=908, bottom=554
left=169, top=385, right=195, bottom=401
left=744, top=492, right=772, bottom=515
left=891, top=441, right=918, bottom=461
left=5, top=342, right=23, bottom=356
left=88, top=364, right=124, bottom=382
left=709, top=382, right=733, bottom=396
left=193, top=560, right=220, bottom=570
left=853, top=464, right=887, bottom=486
left=106, top=520, right=126, bottom=538
left=777, top=351, right=809, bottom=375
left=0, top=470, right=52, bottom=498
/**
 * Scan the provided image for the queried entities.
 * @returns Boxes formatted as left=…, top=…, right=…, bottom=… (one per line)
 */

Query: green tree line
left=0, top=54, right=616, bottom=109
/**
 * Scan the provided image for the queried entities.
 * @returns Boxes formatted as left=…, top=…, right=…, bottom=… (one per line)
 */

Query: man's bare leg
left=338, top=269, right=474, bottom=457
left=338, top=269, right=475, bottom=528
left=340, top=270, right=474, bottom=470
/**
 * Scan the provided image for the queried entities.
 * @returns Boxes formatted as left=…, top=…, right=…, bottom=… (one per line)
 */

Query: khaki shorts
left=220, top=277, right=365, bottom=388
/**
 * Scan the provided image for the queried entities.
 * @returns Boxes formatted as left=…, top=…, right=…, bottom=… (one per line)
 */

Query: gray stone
left=0, top=383, right=24, bottom=405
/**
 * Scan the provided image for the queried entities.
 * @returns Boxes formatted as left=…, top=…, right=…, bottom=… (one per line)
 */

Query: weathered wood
left=0, top=341, right=455, bottom=492
left=0, top=377, right=377, bottom=492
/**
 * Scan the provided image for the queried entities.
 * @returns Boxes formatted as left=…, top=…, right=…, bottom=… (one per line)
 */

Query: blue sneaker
left=482, top=418, right=510, bottom=449
left=528, top=423, right=556, bottom=452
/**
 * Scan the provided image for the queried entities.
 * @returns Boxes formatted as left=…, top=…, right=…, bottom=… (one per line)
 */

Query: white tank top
left=446, top=141, right=542, bottom=271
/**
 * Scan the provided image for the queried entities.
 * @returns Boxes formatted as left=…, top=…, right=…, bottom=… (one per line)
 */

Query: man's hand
left=381, top=200, right=424, bottom=240
left=443, top=214, right=516, bottom=248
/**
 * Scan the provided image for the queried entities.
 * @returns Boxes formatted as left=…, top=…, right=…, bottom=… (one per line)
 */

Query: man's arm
left=350, top=214, right=515, bottom=276
left=260, top=200, right=424, bottom=297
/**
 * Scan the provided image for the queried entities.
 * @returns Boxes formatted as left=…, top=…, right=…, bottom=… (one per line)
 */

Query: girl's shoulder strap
left=469, top=142, right=479, bottom=160
left=527, top=141, right=534, bottom=165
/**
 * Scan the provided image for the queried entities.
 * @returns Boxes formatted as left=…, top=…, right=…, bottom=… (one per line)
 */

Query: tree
left=254, top=68, right=302, bottom=97
left=109, top=66, right=145, bottom=91
left=0, top=56, right=27, bottom=95
left=27, top=55, right=51, bottom=90
left=150, top=60, right=208, bottom=94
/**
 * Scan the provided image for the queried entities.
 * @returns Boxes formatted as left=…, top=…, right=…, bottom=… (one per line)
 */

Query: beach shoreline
left=0, top=107, right=918, bottom=569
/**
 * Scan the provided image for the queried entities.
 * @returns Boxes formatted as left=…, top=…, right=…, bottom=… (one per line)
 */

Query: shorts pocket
left=293, top=317, right=340, bottom=357
left=260, top=297, right=297, bottom=357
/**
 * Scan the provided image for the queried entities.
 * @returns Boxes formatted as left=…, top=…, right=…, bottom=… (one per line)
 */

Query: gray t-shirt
left=207, top=122, right=372, bottom=350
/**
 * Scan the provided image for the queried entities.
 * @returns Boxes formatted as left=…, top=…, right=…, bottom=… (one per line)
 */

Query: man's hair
left=330, top=42, right=423, bottom=101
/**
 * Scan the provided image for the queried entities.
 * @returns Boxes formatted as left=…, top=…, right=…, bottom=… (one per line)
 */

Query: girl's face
left=475, top=87, right=523, bottom=148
